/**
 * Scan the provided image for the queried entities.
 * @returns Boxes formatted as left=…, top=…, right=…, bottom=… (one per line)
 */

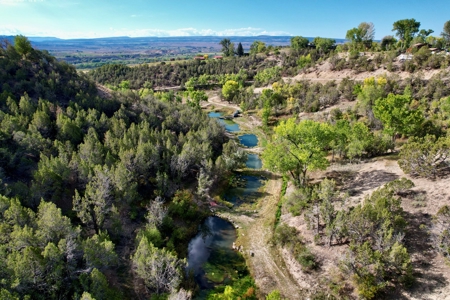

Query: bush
left=272, top=224, right=317, bottom=271
left=284, top=187, right=312, bottom=216
left=294, top=244, right=318, bottom=271
left=273, top=223, right=299, bottom=246
left=398, top=135, right=450, bottom=178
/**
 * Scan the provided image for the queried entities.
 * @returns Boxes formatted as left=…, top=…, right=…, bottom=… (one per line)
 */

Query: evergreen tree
left=237, top=42, right=244, bottom=56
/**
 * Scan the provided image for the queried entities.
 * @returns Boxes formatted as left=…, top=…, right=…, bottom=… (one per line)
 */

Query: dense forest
left=1, top=17, right=450, bottom=300
left=0, top=36, right=250, bottom=299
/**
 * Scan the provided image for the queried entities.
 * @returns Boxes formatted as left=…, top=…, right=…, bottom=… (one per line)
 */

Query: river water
left=187, top=111, right=263, bottom=297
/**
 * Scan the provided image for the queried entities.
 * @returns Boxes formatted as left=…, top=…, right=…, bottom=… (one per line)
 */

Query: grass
left=412, top=193, right=427, bottom=208
left=273, top=176, right=289, bottom=229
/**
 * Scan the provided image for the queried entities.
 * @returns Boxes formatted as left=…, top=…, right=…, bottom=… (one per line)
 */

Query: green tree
left=262, top=118, right=331, bottom=186
left=329, top=119, right=351, bottom=160
left=373, top=93, right=424, bottom=140
left=35, top=201, right=76, bottom=246
left=416, top=29, right=434, bottom=43
left=266, top=290, right=282, bottom=300
left=82, top=232, right=118, bottom=270
left=341, top=183, right=413, bottom=299
left=432, top=205, right=450, bottom=258
left=14, top=35, right=32, bottom=58
left=346, top=22, right=375, bottom=49
left=290, top=36, right=309, bottom=51
left=249, top=41, right=266, bottom=55
left=313, top=37, right=336, bottom=52
left=381, top=35, right=397, bottom=51
left=73, top=165, right=115, bottom=233
left=132, top=236, right=185, bottom=294
left=442, top=20, right=450, bottom=48
left=254, top=66, right=281, bottom=86
left=392, top=18, right=421, bottom=49
left=217, top=140, right=247, bottom=172
left=80, top=292, right=96, bottom=300
left=222, top=80, right=239, bottom=102
left=87, top=268, right=112, bottom=300
left=219, top=38, right=235, bottom=57
left=297, top=54, right=311, bottom=69
left=398, top=135, right=450, bottom=179
left=347, top=121, right=372, bottom=160
left=236, top=42, right=244, bottom=56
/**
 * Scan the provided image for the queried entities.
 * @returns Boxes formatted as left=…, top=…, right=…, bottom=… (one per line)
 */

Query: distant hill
left=2, top=35, right=346, bottom=50
left=1, top=35, right=346, bottom=69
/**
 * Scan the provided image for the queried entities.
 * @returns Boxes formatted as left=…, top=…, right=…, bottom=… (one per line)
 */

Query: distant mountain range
left=1, top=35, right=347, bottom=48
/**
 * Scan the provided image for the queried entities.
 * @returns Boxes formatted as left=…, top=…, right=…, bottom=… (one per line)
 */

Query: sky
left=0, top=0, right=449, bottom=40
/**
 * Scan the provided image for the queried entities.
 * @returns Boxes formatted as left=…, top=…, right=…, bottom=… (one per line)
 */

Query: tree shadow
left=399, top=210, right=448, bottom=298
left=378, top=210, right=448, bottom=299
left=343, top=170, right=399, bottom=196
left=322, top=170, right=358, bottom=187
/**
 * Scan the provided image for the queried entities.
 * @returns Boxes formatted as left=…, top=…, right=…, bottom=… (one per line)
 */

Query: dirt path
left=203, top=90, right=240, bottom=111
left=205, top=91, right=304, bottom=298
left=219, top=175, right=303, bottom=299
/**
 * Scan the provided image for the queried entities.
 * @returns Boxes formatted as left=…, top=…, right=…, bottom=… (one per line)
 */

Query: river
left=186, top=112, right=263, bottom=298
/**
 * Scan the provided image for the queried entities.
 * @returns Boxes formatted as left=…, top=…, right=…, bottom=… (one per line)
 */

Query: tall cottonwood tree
left=392, top=18, right=421, bottom=48
left=262, top=118, right=331, bottom=186
left=219, top=38, right=234, bottom=57
left=346, top=22, right=375, bottom=49
left=442, top=20, right=450, bottom=48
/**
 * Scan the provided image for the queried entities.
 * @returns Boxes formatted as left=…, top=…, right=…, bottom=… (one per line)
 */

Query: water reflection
left=186, top=216, right=238, bottom=290
left=246, top=154, right=262, bottom=169
left=239, top=134, right=258, bottom=148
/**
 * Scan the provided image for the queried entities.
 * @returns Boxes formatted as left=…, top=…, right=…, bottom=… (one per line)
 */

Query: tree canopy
left=392, top=18, right=421, bottom=48
left=313, top=37, right=336, bottom=52
left=250, top=40, right=266, bottom=55
left=373, top=93, right=424, bottom=140
left=14, top=35, right=33, bottom=58
left=442, top=20, right=450, bottom=48
left=346, top=22, right=375, bottom=49
left=236, top=42, right=244, bottom=56
left=262, top=118, right=331, bottom=186
left=290, top=36, right=309, bottom=50
left=220, top=38, right=235, bottom=57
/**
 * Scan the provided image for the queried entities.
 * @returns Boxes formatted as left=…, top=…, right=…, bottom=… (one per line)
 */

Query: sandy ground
left=281, top=157, right=450, bottom=299
left=287, top=59, right=449, bottom=84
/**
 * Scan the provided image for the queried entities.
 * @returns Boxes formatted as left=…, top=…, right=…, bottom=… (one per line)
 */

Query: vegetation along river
left=186, top=112, right=263, bottom=298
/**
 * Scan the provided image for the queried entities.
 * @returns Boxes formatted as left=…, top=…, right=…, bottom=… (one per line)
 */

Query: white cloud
left=0, top=0, right=44, bottom=4
left=111, top=27, right=292, bottom=38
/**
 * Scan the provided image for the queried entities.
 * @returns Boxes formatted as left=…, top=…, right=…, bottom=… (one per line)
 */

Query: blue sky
left=0, top=0, right=449, bottom=39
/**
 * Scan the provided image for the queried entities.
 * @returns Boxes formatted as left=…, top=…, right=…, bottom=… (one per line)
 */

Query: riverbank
left=204, top=96, right=303, bottom=299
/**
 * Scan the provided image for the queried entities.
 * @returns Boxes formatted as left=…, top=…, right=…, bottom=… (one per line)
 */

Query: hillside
left=2, top=34, right=450, bottom=300
left=0, top=37, right=249, bottom=300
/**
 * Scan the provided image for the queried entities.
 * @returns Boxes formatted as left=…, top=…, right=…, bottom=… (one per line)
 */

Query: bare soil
left=282, top=157, right=450, bottom=300
left=286, top=58, right=449, bottom=84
